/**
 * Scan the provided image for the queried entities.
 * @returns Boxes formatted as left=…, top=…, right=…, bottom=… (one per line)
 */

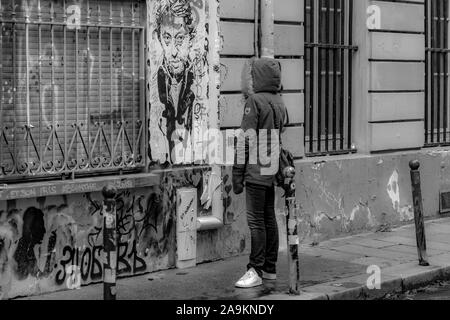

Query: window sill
left=0, top=173, right=160, bottom=201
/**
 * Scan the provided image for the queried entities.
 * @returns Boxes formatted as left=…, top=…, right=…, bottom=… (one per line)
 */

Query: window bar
left=442, top=0, right=448, bottom=143
left=25, top=0, right=31, bottom=174
left=139, top=9, right=146, bottom=168
left=306, top=0, right=311, bottom=153
left=347, top=0, right=353, bottom=150
left=431, top=0, right=436, bottom=143
left=98, top=2, right=103, bottom=167
left=305, top=0, right=315, bottom=152
left=317, top=0, right=323, bottom=153
left=131, top=2, right=136, bottom=165
left=425, top=0, right=429, bottom=144
left=0, top=0, right=3, bottom=171
left=313, top=0, right=319, bottom=154
left=109, top=1, right=113, bottom=167
left=37, top=0, right=43, bottom=173
left=51, top=1, right=56, bottom=171
left=63, top=0, right=67, bottom=172
left=343, top=0, right=350, bottom=150
left=332, top=0, right=338, bottom=151
left=325, top=0, right=330, bottom=152
left=339, top=0, right=345, bottom=150
left=437, top=0, right=442, bottom=144
left=75, top=8, right=79, bottom=170
left=445, top=0, right=449, bottom=143
left=441, top=0, right=445, bottom=142
left=254, top=0, right=260, bottom=58
left=86, top=0, right=91, bottom=167
left=120, top=5, right=125, bottom=166
left=12, top=0, right=17, bottom=173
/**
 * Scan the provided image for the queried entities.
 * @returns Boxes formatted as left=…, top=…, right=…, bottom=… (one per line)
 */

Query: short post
left=409, top=160, right=430, bottom=267
left=102, top=185, right=118, bottom=300
left=283, top=166, right=301, bottom=295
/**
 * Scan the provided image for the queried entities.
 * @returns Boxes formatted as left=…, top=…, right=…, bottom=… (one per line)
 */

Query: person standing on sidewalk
left=232, top=57, right=288, bottom=288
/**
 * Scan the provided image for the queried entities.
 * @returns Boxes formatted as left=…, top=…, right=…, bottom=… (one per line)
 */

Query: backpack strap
left=262, top=94, right=287, bottom=146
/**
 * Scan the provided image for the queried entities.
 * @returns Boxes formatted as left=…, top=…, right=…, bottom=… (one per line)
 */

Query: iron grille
left=304, top=0, right=357, bottom=157
left=0, top=0, right=146, bottom=182
left=425, top=0, right=449, bottom=147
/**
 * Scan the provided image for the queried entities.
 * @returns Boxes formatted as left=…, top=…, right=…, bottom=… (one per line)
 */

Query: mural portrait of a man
left=155, top=0, right=197, bottom=164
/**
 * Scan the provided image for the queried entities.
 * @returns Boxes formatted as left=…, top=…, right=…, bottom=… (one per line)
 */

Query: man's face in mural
left=160, top=16, right=191, bottom=78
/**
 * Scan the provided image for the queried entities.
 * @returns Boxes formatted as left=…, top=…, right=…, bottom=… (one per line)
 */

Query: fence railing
left=304, top=0, right=357, bottom=157
left=0, top=0, right=147, bottom=182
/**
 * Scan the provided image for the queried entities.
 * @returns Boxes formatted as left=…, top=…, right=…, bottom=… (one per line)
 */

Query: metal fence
left=0, top=0, right=146, bottom=182
left=304, top=0, right=357, bottom=156
left=425, top=0, right=449, bottom=147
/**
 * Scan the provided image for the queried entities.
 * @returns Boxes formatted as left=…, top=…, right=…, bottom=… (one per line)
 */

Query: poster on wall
left=148, top=0, right=210, bottom=166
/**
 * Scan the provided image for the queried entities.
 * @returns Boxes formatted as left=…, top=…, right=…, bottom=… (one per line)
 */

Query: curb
left=257, top=264, right=450, bottom=301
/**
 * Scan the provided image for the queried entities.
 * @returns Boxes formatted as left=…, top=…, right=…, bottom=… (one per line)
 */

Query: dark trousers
left=246, top=182, right=279, bottom=277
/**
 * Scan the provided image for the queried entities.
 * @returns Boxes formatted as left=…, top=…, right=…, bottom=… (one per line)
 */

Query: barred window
left=304, top=0, right=357, bottom=156
left=425, top=0, right=449, bottom=146
left=0, top=0, right=146, bottom=182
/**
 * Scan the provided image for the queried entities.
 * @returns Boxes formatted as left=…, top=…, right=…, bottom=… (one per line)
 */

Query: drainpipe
left=197, top=0, right=223, bottom=232
left=260, top=0, right=275, bottom=58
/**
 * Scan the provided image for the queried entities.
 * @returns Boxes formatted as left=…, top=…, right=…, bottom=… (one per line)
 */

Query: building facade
left=0, top=0, right=449, bottom=299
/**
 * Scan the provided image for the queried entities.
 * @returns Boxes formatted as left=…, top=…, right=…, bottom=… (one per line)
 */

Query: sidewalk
left=16, top=217, right=450, bottom=300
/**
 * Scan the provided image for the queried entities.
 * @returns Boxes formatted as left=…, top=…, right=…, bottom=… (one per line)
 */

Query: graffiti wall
left=147, top=0, right=210, bottom=165
left=0, top=169, right=212, bottom=299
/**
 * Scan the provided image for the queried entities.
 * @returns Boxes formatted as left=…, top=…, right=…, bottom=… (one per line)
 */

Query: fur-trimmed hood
left=241, top=57, right=282, bottom=98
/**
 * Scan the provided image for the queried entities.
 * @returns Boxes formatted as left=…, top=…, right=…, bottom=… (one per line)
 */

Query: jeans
left=245, top=182, right=279, bottom=277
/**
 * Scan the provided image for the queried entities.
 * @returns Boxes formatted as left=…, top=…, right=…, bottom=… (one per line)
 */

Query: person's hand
left=233, top=182, right=244, bottom=195
left=232, top=176, right=244, bottom=195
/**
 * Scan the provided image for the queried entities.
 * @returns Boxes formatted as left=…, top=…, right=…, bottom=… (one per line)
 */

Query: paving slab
left=374, top=235, right=417, bottom=246
left=342, top=238, right=397, bottom=249
left=426, top=233, right=450, bottom=244
left=299, top=246, right=365, bottom=262
left=383, top=244, right=445, bottom=257
left=349, top=256, right=396, bottom=269
left=423, top=223, right=450, bottom=234
left=332, top=244, right=418, bottom=262
left=427, top=253, right=450, bottom=268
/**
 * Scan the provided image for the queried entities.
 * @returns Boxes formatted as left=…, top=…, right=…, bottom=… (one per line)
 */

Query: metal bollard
left=409, top=160, right=430, bottom=267
left=102, top=185, right=118, bottom=300
left=283, top=166, right=301, bottom=295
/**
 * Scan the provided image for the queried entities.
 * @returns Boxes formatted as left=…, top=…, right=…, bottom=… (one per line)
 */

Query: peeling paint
left=387, top=170, right=400, bottom=213
left=399, top=205, right=414, bottom=222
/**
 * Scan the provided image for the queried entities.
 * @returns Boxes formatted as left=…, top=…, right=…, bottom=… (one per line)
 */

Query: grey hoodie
left=232, top=57, right=288, bottom=189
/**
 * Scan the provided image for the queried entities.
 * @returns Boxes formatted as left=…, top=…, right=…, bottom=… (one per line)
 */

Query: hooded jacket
left=232, top=57, right=288, bottom=189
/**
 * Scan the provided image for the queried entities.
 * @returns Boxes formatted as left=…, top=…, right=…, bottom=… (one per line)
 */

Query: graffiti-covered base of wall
left=0, top=168, right=220, bottom=299
left=0, top=188, right=173, bottom=299
left=291, top=151, right=450, bottom=244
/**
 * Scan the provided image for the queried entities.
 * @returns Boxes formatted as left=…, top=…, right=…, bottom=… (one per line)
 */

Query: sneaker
left=262, top=271, right=277, bottom=281
left=235, top=268, right=263, bottom=288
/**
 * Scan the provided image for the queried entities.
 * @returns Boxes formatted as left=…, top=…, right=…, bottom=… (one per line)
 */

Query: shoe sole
left=235, top=281, right=263, bottom=289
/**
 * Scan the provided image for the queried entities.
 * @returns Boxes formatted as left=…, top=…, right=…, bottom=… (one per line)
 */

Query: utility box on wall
left=176, top=188, right=198, bottom=269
